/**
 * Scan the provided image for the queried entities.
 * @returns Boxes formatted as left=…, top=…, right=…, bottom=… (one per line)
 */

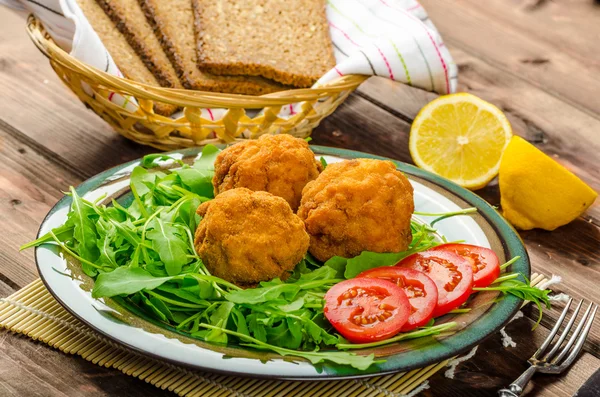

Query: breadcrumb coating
left=212, top=134, right=322, bottom=211
left=194, top=188, right=309, bottom=286
left=298, top=159, right=414, bottom=262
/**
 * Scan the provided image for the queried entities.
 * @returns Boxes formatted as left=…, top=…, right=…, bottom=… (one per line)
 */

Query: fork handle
left=498, top=366, right=538, bottom=397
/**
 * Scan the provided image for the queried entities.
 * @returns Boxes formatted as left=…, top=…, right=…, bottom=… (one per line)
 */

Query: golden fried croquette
left=212, top=134, right=323, bottom=211
left=194, top=188, right=309, bottom=286
left=297, top=159, right=414, bottom=262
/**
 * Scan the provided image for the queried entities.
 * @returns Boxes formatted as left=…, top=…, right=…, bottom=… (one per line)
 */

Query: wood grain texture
left=0, top=332, right=166, bottom=396
left=0, top=9, right=153, bottom=179
left=426, top=315, right=600, bottom=396
left=0, top=3, right=599, bottom=397
left=419, top=0, right=600, bottom=117
left=0, top=122, right=78, bottom=289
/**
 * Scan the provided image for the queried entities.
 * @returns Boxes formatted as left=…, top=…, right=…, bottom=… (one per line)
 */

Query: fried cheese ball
left=298, top=159, right=414, bottom=262
left=212, top=134, right=323, bottom=211
left=194, top=188, right=309, bottom=286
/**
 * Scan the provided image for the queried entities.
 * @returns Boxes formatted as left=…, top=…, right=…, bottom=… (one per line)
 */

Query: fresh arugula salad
left=22, top=145, right=550, bottom=370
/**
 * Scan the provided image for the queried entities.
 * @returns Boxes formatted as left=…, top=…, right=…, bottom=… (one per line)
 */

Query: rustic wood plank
left=419, top=0, right=600, bottom=117
left=0, top=9, right=152, bottom=179
left=0, top=332, right=164, bottom=396
left=313, top=94, right=412, bottom=160
left=0, top=279, right=16, bottom=297
left=428, top=314, right=600, bottom=396
left=0, top=121, right=82, bottom=289
left=460, top=0, right=600, bottom=68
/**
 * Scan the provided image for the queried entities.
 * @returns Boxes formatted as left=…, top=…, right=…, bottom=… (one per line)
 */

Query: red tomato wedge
left=431, top=244, right=501, bottom=288
left=357, top=267, right=438, bottom=332
left=324, top=278, right=411, bottom=343
left=398, top=251, right=473, bottom=317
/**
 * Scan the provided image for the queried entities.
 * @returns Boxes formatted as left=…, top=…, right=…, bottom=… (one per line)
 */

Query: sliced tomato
left=357, top=267, right=438, bottom=332
left=431, top=244, right=500, bottom=288
left=398, top=251, right=473, bottom=317
left=324, top=278, right=411, bottom=343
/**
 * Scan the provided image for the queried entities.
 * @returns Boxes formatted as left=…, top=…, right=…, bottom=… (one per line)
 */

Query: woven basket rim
left=25, top=14, right=368, bottom=108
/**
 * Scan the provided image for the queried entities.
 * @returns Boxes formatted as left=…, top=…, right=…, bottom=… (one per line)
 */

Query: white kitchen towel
left=1, top=0, right=457, bottom=119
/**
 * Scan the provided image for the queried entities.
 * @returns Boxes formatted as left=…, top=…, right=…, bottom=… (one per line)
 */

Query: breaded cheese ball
left=194, top=188, right=309, bottom=286
left=298, top=159, right=414, bottom=262
left=212, top=134, right=323, bottom=211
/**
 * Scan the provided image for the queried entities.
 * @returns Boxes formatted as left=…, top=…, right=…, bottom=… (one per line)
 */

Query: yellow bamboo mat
left=0, top=273, right=548, bottom=396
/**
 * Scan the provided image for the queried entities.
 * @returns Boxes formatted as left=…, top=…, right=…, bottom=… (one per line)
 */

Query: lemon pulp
left=409, top=93, right=512, bottom=189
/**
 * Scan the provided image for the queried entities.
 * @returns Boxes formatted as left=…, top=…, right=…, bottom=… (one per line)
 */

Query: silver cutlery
left=498, top=298, right=598, bottom=397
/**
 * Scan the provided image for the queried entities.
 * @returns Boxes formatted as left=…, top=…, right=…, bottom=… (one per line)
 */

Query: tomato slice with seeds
left=398, top=251, right=473, bottom=317
left=431, top=244, right=500, bottom=288
left=357, top=267, right=438, bottom=332
left=324, top=278, right=411, bottom=343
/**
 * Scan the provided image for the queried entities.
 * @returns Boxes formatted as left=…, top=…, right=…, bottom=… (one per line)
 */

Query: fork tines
left=531, top=298, right=598, bottom=372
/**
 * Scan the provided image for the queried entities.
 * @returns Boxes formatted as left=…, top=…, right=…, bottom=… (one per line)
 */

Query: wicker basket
left=26, top=15, right=367, bottom=150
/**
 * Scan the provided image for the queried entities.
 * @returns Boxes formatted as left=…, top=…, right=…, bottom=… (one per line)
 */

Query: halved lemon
left=409, top=93, right=512, bottom=190
left=499, top=136, right=597, bottom=230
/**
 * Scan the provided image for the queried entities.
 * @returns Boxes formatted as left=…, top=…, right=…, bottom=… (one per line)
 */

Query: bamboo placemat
left=0, top=273, right=549, bottom=396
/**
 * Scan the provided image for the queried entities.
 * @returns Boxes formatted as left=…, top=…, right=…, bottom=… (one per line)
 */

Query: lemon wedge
left=499, top=136, right=597, bottom=230
left=409, top=93, right=512, bottom=189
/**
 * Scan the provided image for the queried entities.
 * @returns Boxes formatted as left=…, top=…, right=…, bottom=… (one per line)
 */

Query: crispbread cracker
left=76, top=0, right=178, bottom=116
left=139, top=0, right=288, bottom=94
left=193, top=0, right=336, bottom=87
left=94, top=0, right=182, bottom=90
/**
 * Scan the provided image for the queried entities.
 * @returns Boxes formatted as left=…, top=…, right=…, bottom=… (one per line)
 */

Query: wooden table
left=1, top=1, right=599, bottom=395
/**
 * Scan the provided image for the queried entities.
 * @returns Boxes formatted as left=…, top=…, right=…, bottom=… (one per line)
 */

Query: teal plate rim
left=34, top=145, right=530, bottom=380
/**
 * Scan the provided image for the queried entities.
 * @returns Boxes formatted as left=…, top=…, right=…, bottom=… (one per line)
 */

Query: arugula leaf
left=146, top=217, right=189, bottom=276
left=474, top=274, right=551, bottom=329
left=142, top=154, right=184, bottom=168
left=147, top=294, right=174, bottom=321
left=231, top=307, right=250, bottom=335
left=304, top=318, right=340, bottom=346
left=173, top=169, right=212, bottom=198
left=92, top=267, right=175, bottom=298
left=296, top=266, right=338, bottom=282
left=19, top=222, right=74, bottom=251
left=336, top=322, right=457, bottom=350
left=247, top=313, right=268, bottom=342
left=320, top=157, right=328, bottom=169
left=95, top=219, right=118, bottom=268
left=242, top=342, right=379, bottom=370
left=157, top=282, right=215, bottom=303
left=273, top=297, right=305, bottom=313
left=205, top=302, right=235, bottom=343
left=333, top=251, right=408, bottom=279
left=170, top=196, right=202, bottom=232
left=107, top=218, right=140, bottom=246
left=267, top=318, right=303, bottom=349
left=174, top=145, right=222, bottom=198
left=225, top=283, right=301, bottom=305
left=194, top=145, right=221, bottom=169
left=321, top=256, right=346, bottom=278
left=130, top=166, right=161, bottom=197
left=68, top=187, right=100, bottom=276
left=155, top=285, right=212, bottom=306
left=199, top=323, right=380, bottom=370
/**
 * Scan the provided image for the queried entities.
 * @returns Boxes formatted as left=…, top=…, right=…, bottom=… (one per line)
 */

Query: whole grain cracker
left=139, top=0, right=289, bottom=94
left=193, top=0, right=336, bottom=88
left=76, top=0, right=178, bottom=116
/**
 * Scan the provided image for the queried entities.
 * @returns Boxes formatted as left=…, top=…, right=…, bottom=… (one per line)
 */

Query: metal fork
left=498, top=299, right=598, bottom=397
